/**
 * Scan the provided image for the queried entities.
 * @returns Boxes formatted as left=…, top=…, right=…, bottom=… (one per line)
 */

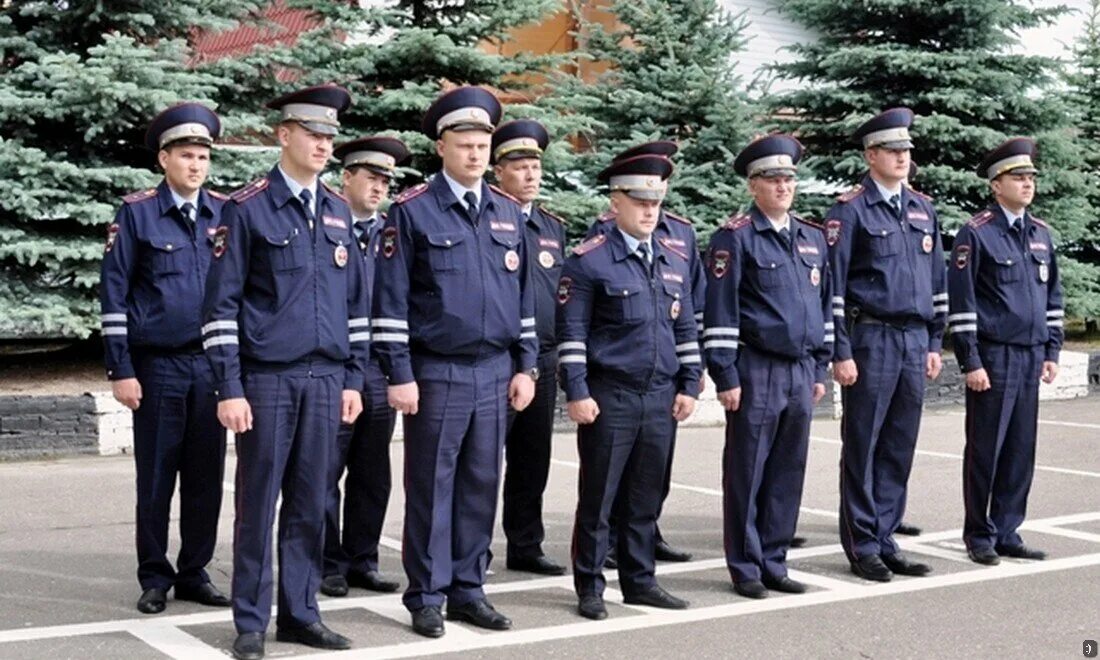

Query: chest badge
left=922, top=234, right=934, bottom=254
left=670, top=299, right=682, bottom=320
left=538, top=250, right=555, bottom=269
left=334, top=244, right=349, bottom=268
left=504, top=249, right=520, bottom=272
left=212, top=226, right=229, bottom=258
left=1039, top=262, right=1049, bottom=283
left=810, top=266, right=821, bottom=287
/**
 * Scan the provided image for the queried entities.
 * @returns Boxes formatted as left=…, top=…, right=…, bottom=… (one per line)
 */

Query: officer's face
left=865, top=147, right=911, bottom=183
left=748, top=175, right=796, bottom=215
left=493, top=157, right=542, bottom=204
left=991, top=172, right=1036, bottom=210
left=610, top=191, right=661, bottom=240
left=158, top=144, right=210, bottom=196
left=342, top=167, right=391, bottom=215
left=436, top=130, right=491, bottom=187
left=278, top=123, right=334, bottom=175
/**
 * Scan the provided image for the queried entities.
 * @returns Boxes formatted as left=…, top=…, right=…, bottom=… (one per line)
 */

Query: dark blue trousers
left=723, top=347, right=814, bottom=583
left=502, top=352, right=558, bottom=559
left=132, top=349, right=225, bottom=591
left=572, top=378, right=675, bottom=598
left=839, top=323, right=928, bottom=560
left=324, top=361, right=396, bottom=578
left=963, top=343, right=1043, bottom=552
left=401, top=351, right=511, bottom=611
left=231, top=367, right=340, bottom=634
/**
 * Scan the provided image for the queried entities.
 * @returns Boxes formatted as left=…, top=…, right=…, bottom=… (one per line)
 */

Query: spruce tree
left=541, top=0, right=759, bottom=239
left=769, top=0, right=1100, bottom=318
left=1065, top=0, right=1100, bottom=301
left=0, top=1, right=252, bottom=340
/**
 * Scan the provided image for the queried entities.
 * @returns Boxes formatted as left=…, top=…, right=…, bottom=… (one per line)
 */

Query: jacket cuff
left=215, top=379, right=245, bottom=401
left=962, top=354, right=984, bottom=373
left=387, top=362, right=416, bottom=386
left=343, top=370, right=365, bottom=393
left=713, top=367, right=740, bottom=392
left=106, top=364, right=136, bottom=381
left=564, top=377, right=590, bottom=402
left=1044, top=347, right=1060, bottom=364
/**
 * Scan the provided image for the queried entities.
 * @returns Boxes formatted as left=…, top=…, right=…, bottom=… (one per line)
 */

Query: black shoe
left=232, top=632, right=265, bottom=660
left=790, top=536, right=808, bottom=549
left=654, top=540, right=693, bottom=562
left=411, top=606, right=445, bottom=638
left=320, top=575, right=349, bottom=597
left=896, top=521, right=923, bottom=536
left=175, top=582, right=230, bottom=607
left=881, top=552, right=932, bottom=577
left=447, top=599, right=512, bottom=630
left=507, top=554, right=567, bottom=576
left=274, top=621, right=351, bottom=650
left=137, top=587, right=167, bottom=614
left=732, top=580, right=768, bottom=599
left=995, top=543, right=1046, bottom=560
left=577, top=594, right=608, bottom=620
left=849, top=554, right=893, bottom=582
left=967, top=547, right=1001, bottom=566
left=623, top=585, right=689, bottom=609
left=762, top=574, right=807, bottom=594
left=347, top=570, right=400, bottom=593
left=603, top=549, right=618, bottom=570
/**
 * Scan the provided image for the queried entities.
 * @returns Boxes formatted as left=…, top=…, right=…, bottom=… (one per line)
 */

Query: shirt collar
left=167, top=185, right=198, bottom=213
left=616, top=227, right=651, bottom=255
left=277, top=164, right=318, bottom=214
left=999, top=204, right=1025, bottom=228
left=521, top=202, right=533, bottom=217
left=351, top=212, right=378, bottom=238
left=440, top=168, right=480, bottom=209
left=870, top=177, right=902, bottom=203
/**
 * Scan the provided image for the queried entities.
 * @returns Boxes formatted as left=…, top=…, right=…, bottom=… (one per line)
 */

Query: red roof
left=190, top=2, right=323, bottom=65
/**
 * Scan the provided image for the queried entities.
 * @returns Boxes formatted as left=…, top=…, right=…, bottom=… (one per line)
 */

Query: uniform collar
left=997, top=203, right=1027, bottom=229
left=861, top=173, right=908, bottom=209
left=612, top=226, right=661, bottom=264
left=429, top=172, right=493, bottom=215
left=440, top=168, right=481, bottom=209
left=156, top=179, right=212, bottom=219
left=749, top=205, right=790, bottom=234
left=274, top=164, right=319, bottom=214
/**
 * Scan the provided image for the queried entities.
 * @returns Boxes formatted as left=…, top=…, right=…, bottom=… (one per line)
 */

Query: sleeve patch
left=212, top=226, right=229, bottom=258
left=557, top=276, right=572, bottom=304
left=825, top=219, right=842, bottom=246
left=382, top=226, right=398, bottom=258
left=710, top=249, right=730, bottom=279
left=104, top=223, right=120, bottom=253
left=954, top=244, right=970, bottom=269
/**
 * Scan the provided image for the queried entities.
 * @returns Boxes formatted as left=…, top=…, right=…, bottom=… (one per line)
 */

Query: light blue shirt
left=617, top=227, right=653, bottom=262
left=277, top=165, right=318, bottom=216
left=352, top=212, right=379, bottom=240
left=167, top=186, right=199, bottom=218
left=441, top=169, right=481, bottom=210
left=999, top=204, right=1025, bottom=229
left=871, top=177, right=902, bottom=205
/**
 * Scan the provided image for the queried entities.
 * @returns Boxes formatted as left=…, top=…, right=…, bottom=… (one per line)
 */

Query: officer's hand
left=509, top=373, right=536, bottom=412
left=388, top=382, right=419, bottom=415
left=833, top=359, right=858, bottom=386
left=217, top=398, right=253, bottom=434
left=812, top=383, right=827, bottom=404
left=671, top=394, right=696, bottom=421
left=926, top=352, right=943, bottom=380
left=717, top=387, right=742, bottom=411
left=111, top=378, right=142, bottom=410
left=965, top=368, right=992, bottom=392
left=1041, top=361, right=1059, bottom=384
left=341, top=389, right=363, bottom=424
left=567, top=398, right=600, bottom=425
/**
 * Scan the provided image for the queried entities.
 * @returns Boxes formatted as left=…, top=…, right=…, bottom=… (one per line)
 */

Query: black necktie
left=778, top=226, right=791, bottom=249
left=299, top=189, right=315, bottom=227
left=888, top=193, right=901, bottom=219
left=180, top=202, right=195, bottom=224
left=464, top=190, right=479, bottom=221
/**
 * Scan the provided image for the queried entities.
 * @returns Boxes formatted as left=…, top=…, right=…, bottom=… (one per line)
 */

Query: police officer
left=319, top=136, right=410, bottom=598
left=948, top=137, right=1062, bottom=565
left=826, top=107, right=947, bottom=582
left=491, top=119, right=568, bottom=576
left=201, top=85, right=368, bottom=660
left=100, top=103, right=230, bottom=615
left=559, top=153, right=701, bottom=621
left=587, top=141, right=703, bottom=567
left=704, top=135, right=831, bottom=598
left=371, top=87, right=538, bottom=638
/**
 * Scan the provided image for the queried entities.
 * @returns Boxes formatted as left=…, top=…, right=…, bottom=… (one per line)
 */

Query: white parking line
left=809, top=436, right=1100, bottom=479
